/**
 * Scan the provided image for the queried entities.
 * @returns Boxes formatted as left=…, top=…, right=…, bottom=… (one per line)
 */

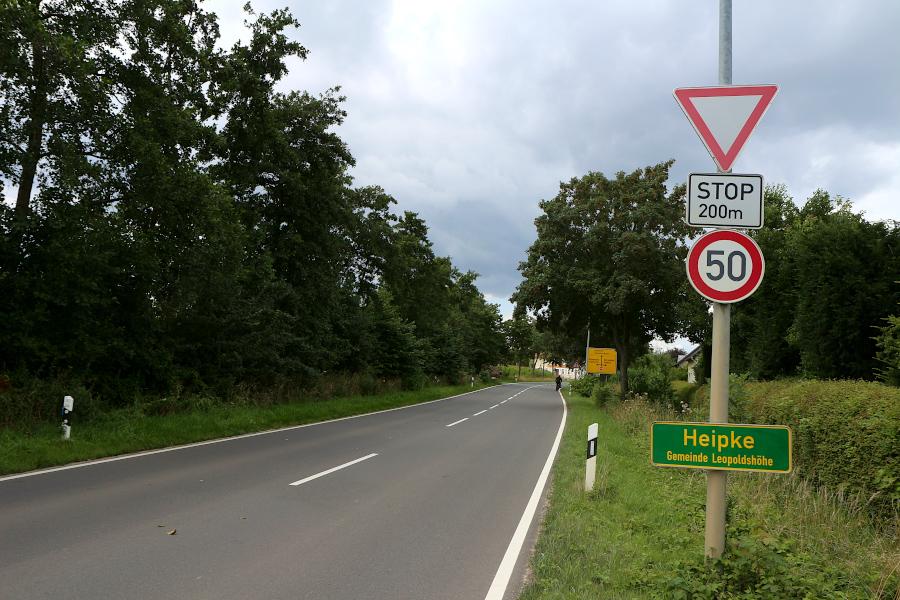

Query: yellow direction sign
left=587, top=347, right=617, bottom=374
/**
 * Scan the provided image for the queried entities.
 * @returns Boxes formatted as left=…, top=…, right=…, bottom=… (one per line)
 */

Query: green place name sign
left=651, top=422, right=792, bottom=473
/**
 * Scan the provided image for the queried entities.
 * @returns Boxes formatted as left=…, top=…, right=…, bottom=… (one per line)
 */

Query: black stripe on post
left=586, top=438, right=597, bottom=459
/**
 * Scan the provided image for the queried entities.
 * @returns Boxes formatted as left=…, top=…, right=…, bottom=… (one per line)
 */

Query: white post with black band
left=61, top=395, right=74, bottom=440
left=585, top=422, right=598, bottom=491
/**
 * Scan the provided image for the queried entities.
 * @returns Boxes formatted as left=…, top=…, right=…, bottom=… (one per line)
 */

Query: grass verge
left=501, top=365, right=556, bottom=382
left=520, top=391, right=899, bottom=599
left=0, top=382, right=496, bottom=476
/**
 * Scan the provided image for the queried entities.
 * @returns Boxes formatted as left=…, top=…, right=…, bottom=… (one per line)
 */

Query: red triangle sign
left=674, top=85, right=777, bottom=171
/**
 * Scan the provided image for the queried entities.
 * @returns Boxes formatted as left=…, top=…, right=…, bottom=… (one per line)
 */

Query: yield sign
left=674, top=85, right=777, bottom=172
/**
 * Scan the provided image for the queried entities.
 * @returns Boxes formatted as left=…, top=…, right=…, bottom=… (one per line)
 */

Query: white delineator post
left=61, top=395, right=74, bottom=440
left=705, top=0, right=732, bottom=560
left=585, top=422, right=598, bottom=491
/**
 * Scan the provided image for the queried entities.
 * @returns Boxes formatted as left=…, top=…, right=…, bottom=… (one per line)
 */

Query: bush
left=874, top=313, right=900, bottom=386
left=739, top=379, right=900, bottom=518
left=670, top=366, right=689, bottom=381
left=657, top=525, right=867, bottom=599
left=591, top=382, right=616, bottom=408
left=401, top=370, right=428, bottom=391
left=570, top=375, right=600, bottom=397
left=628, top=353, right=675, bottom=406
left=0, top=373, right=103, bottom=430
left=671, top=381, right=700, bottom=416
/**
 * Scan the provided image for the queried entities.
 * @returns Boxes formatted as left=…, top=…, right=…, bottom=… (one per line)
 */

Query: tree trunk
left=616, top=339, right=629, bottom=400
left=16, top=34, right=48, bottom=218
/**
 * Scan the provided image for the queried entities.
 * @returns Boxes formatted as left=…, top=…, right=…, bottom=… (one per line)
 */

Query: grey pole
left=718, top=0, right=732, bottom=85
left=705, top=0, right=733, bottom=560
left=584, top=321, right=591, bottom=378
left=705, top=304, right=730, bottom=558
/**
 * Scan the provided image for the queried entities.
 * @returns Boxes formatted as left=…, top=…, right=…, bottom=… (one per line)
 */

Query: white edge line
left=489, top=404, right=500, bottom=409
left=446, top=417, right=469, bottom=428
left=289, top=453, right=378, bottom=487
left=499, top=400, right=507, bottom=404
left=0, top=384, right=516, bottom=484
left=483, top=389, right=567, bottom=600
left=473, top=410, right=488, bottom=416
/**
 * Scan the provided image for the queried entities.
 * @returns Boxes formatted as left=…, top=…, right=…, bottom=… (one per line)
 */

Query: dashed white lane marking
left=445, top=383, right=542, bottom=429
left=289, top=453, right=378, bottom=487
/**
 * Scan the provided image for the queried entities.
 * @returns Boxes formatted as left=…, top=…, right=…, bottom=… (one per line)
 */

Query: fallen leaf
left=157, top=525, right=166, bottom=528
left=167, top=529, right=177, bottom=535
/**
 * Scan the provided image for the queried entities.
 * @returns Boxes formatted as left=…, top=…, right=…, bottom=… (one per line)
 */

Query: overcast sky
left=210, top=0, right=900, bottom=325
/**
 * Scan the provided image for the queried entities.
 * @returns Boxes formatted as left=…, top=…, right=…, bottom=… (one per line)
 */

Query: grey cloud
left=209, top=0, right=900, bottom=312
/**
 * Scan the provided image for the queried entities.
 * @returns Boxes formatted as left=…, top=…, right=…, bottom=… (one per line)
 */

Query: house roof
left=675, top=345, right=702, bottom=367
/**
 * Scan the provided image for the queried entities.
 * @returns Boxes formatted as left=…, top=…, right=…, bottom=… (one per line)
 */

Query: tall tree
left=786, top=192, right=900, bottom=379
left=0, top=0, right=121, bottom=217
left=729, top=185, right=801, bottom=378
left=504, top=313, right=537, bottom=380
left=513, top=161, right=700, bottom=395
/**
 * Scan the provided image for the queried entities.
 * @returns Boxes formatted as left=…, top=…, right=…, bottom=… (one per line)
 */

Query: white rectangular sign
left=687, top=173, right=763, bottom=229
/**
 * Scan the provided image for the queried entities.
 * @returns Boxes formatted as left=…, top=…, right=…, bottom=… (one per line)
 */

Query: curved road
left=0, top=383, right=565, bottom=600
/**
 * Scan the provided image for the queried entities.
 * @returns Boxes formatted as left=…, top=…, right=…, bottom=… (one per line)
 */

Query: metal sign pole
left=584, top=320, right=591, bottom=378
left=705, top=0, right=732, bottom=560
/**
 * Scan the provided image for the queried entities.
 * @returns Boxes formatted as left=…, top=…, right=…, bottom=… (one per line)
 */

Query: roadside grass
left=520, top=391, right=899, bottom=599
left=520, top=392, right=706, bottom=599
left=0, top=382, right=496, bottom=476
left=500, top=365, right=556, bottom=382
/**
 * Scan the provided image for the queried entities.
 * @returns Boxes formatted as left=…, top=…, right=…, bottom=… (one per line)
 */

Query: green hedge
left=709, top=379, right=900, bottom=517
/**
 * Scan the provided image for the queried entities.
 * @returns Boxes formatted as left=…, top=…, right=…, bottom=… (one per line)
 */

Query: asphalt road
left=0, top=383, right=566, bottom=600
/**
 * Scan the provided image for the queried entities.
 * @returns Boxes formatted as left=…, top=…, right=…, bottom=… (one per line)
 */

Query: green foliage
left=874, top=312, right=900, bottom=386
left=519, top=392, right=895, bottom=600
left=512, top=161, right=705, bottom=395
left=658, top=526, right=861, bottom=599
left=728, top=373, right=751, bottom=422
left=728, top=379, right=900, bottom=517
left=503, top=313, right=538, bottom=367
left=0, top=374, right=99, bottom=430
left=787, top=195, right=900, bottom=379
left=0, top=2, right=506, bottom=424
left=672, top=381, right=700, bottom=415
left=569, top=375, right=600, bottom=397
left=627, top=353, right=675, bottom=406
left=670, top=366, right=689, bottom=381
left=730, top=188, right=899, bottom=381
left=498, top=365, right=554, bottom=382
left=729, top=186, right=802, bottom=379
left=591, top=381, right=616, bottom=408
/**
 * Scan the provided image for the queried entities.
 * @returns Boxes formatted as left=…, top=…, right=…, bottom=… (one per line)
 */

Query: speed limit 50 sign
left=687, top=230, right=764, bottom=303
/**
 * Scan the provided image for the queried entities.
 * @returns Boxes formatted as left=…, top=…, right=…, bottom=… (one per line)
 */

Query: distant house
left=675, top=346, right=702, bottom=383
left=534, top=355, right=579, bottom=380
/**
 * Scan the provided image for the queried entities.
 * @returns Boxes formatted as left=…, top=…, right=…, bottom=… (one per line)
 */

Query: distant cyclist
left=555, top=373, right=563, bottom=391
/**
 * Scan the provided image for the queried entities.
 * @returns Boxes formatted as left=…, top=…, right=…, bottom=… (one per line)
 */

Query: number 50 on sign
left=687, top=230, right=764, bottom=304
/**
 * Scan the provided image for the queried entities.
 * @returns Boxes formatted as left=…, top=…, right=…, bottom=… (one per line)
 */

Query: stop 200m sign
left=686, top=230, right=765, bottom=303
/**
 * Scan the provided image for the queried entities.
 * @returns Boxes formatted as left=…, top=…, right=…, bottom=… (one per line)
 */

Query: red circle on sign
left=686, top=230, right=764, bottom=303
